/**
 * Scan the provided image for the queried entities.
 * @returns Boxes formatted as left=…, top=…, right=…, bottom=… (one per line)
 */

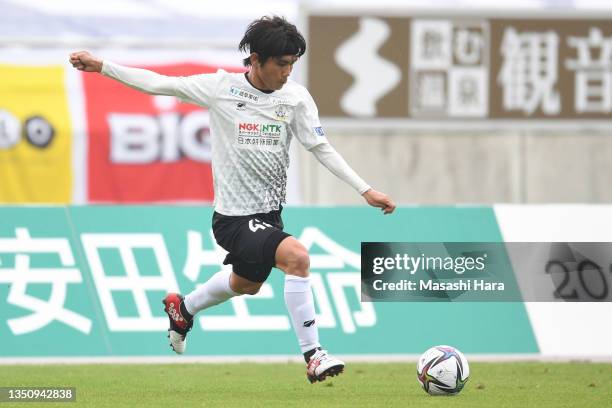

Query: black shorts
left=212, top=207, right=292, bottom=283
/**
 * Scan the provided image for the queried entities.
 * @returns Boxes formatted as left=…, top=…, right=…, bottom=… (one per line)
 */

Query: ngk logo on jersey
left=236, top=122, right=284, bottom=150
left=238, top=122, right=260, bottom=134
left=82, top=62, right=242, bottom=203
left=238, top=122, right=282, bottom=135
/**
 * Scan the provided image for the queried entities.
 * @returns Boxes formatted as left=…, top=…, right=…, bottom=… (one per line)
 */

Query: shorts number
left=249, top=218, right=273, bottom=232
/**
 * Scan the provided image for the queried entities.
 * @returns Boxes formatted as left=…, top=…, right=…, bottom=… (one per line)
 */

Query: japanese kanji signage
left=0, top=206, right=536, bottom=357
left=308, top=15, right=612, bottom=120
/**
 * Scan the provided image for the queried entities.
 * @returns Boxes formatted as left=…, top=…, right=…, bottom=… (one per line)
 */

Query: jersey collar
left=243, top=72, right=275, bottom=94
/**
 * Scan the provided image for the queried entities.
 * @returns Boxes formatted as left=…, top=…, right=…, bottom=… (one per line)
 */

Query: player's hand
left=69, top=51, right=103, bottom=73
left=362, top=189, right=396, bottom=215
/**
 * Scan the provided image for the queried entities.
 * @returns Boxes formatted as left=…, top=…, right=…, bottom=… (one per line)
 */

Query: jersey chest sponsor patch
left=229, top=86, right=260, bottom=103
left=235, top=122, right=285, bottom=151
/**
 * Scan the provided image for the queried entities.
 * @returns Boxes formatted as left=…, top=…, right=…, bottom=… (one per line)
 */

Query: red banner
left=83, top=63, right=243, bottom=203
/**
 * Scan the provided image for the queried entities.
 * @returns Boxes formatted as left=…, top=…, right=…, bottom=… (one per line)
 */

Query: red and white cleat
left=162, top=293, right=193, bottom=355
left=306, top=349, right=345, bottom=383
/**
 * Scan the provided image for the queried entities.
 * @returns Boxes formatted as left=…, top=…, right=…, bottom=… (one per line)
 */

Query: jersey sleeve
left=175, top=70, right=223, bottom=108
left=310, top=143, right=371, bottom=194
left=101, top=60, right=179, bottom=96
left=101, top=61, right=222, bottom=108
left=293, top=87, right=328, bottom=150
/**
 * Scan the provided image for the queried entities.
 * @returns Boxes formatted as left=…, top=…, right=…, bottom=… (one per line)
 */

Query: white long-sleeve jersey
left=102, top=61, right=370, bottom=215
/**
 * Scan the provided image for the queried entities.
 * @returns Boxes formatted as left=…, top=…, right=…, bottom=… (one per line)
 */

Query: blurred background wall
left=301, top=128, right=612, bottom=205
left=0, top=0, right=611, bottom=205
left=301, top=6, right=612, bottom=205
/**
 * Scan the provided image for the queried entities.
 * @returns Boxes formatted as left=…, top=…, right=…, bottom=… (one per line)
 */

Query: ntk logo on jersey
left=237, top=122, right=283, bottom=148
left=238, top=123, right=282, bottom=136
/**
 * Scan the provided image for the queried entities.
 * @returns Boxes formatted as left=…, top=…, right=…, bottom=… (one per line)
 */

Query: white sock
left=284, top=275, right=320, bottom=353
left=184, top=269, right=240, bottom=315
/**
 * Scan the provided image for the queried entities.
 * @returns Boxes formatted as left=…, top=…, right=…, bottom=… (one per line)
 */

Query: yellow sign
left=0, top=65, right=72, bottom=203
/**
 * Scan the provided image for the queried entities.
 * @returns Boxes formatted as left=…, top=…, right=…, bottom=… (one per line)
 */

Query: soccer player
left=70, top=15, right=395, bottom=383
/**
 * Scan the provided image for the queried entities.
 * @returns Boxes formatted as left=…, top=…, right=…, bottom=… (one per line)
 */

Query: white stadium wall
left=494, top=205, right=612, bottom=357
left=299, top=128, right=612, bottom=205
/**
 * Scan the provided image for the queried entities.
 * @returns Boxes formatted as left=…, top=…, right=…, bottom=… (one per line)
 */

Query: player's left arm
left=294, top=87, right=395, bottom=215
left=310, top=143, right=396, bottom=215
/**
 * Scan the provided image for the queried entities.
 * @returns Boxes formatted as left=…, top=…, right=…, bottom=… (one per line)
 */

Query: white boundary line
left=2, top=354, right=612, bottom=365
left=65, top=59, right=87, bottom=204
left=303, top=7, right=612, bottom=19
left=320, top=118, right=612, bottom=131
left=0, top=37, right=236, bottom=49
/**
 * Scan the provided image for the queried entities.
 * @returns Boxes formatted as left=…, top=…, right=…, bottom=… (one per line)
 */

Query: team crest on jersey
left=230, top=86, right=259, bottom=102
left=275, top=104, right=288, bottom=120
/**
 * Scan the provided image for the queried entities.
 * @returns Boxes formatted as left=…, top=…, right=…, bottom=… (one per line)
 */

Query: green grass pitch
left=1, top=362, right=611, bottom=407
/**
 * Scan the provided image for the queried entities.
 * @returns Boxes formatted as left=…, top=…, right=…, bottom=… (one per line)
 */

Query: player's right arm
left=293, top=86, right=396, bottom=215
left=69, top=50, right=179, bottom=96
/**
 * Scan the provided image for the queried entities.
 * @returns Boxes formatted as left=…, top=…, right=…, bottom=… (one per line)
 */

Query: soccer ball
left=417, top=345, right=469, bottom=395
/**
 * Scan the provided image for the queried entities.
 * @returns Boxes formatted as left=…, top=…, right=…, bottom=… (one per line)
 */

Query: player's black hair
left=238, top=16, right=306, bottom=67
